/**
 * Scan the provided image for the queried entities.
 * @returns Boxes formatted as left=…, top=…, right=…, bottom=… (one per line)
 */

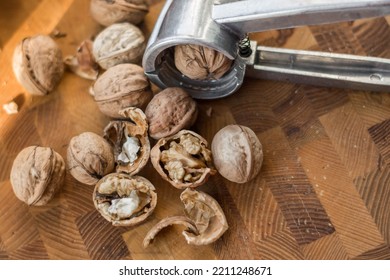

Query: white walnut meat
left=90, top=0, right=149, bottom=26
left=67, top=132, right=115, bottom=185
left=12, top=35, right=64, bottom=95
left=211, top=125, right=263, bottom=184
left=104, top=107, right=150, bottom=175
left=10, top=146, right=66, bottom=206
left=145, top=87, right=198, bottom=140
left=150, top=130, right=216, bottom=189
left=93, top=173, right=157, bottom=226
left=92, top=22, right=145, bottom=69
left=143, top=188, right=228, bottom=247
left=174, top=44, right=232, bottom=80
left=93, top=63, right=152, bottom=118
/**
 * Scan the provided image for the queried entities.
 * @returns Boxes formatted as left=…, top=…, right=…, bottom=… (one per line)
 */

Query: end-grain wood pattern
left=0, top=0, right=390, bottom=260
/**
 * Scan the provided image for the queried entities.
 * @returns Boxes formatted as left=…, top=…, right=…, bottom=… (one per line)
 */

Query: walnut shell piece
left=67, top=132, right=115, bottom=185
left=104, top=107, right=150, bottom=175
left=174, top=44, right=232, bottom=80
left=151, top=130, right=216, bottom=189
left=92, top=22, right=145, bottom=69
left=12, top=35, right=64, bottom=95
left=93, top=64, right=152, bottom=118
left=93, top=173, right=157, bottom=226
left=145, top=87, right=198, bottom=140
left=90, top=0, right=149, bottom=26
left=10, top=146, right=66, bottom=206
left=211, top=125, right=263, bottom=184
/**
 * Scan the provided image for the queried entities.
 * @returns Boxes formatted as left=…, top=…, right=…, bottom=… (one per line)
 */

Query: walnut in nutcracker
left=93, top=173, right=157, bottom=226
left=211, top=125, right=263, bottom=183
left=92, top=22, right=145, bottom=69
left=174, top=44, right=232, bottom=80
left=90, top=0, right=149, bottom=26
left=104, top=107, right=150, bottom=175
left=93, top=64, right=152, bottom=118
left=150, top=130, right=216, bottom=189
left=10, top=146, right=66, bottom=206
left=12, top=35, right=64, bottom=95
left=67, top=132, right=115, bottom=185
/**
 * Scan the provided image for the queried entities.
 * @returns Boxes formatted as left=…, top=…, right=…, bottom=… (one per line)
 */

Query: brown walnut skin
left=67, top=132, right=115, bottom=185
left=145, top=87, right=198, bottom=140
left=90, top=0, right=149, bottom=26
left=10, top=146, right=66, bottom=206
left=13, top=35, right=64, bottom=96
left=211, top=125, right=263, bottom=184
left=174, top=44, right=232, bottom=80
left=150, top=130, right=216, bottom=189
left=93, top=64, right=152, bottom=118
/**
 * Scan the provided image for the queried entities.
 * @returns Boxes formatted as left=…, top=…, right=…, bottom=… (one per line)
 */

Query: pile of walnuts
left=9, top=0, right=263, bottom=248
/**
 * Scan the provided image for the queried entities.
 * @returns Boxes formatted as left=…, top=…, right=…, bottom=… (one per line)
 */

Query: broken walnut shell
left=67, top=132, right=115, bottom=185
left=93, top=173, right=157, bottom=226
left=174, top=44, right=232, bottom=80
left=10, top=146, right=66, bottom=206
left=145, top=87, right=198, bottom=140
left=104, top=107, right=150, bottom=175
left=90, top=0, right=149, bottom=26
left=150, top=130, right=216, bottom=189
left=12, top=35, right=64, bottom=95
left=93, top=64, right=152, bottom=118
left=211, top=124, right=263, bottom=183
left=92, top=22, right=146, bottom=69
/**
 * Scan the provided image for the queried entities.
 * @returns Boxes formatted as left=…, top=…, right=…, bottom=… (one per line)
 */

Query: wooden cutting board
left=1, top=0, right=390, bottom=260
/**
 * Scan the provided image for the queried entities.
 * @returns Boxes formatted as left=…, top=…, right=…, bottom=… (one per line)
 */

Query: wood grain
left=0, top=0, right=390, bottom=260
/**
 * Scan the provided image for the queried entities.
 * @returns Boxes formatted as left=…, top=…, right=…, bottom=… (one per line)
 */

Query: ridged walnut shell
left=145, top=87, right=198, bottom=140
left=93, top=173, right=157, bottom=226
left=104, top=107, right=150, bottom=175
left=67, top=132, right=115, bottom=185
left=10, top=146, right=66, bottom=206
left=151, top=130, right=216, bottom=189
left=92, top=22, right=145, bottom=69
left=211, top=125, right=263, bottom=183
left=12, top=35, right=64, bottom=95
left=174, top=44, right=232, bottom=80
left=90, top=0, right=149, bottom=26
left=93, top=64, right=152, bottom=118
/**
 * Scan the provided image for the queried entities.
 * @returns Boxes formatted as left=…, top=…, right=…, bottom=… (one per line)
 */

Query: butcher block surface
left=1, top=0, right=390, bottom=260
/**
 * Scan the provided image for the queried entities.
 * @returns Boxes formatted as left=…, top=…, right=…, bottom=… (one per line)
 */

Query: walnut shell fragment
left=93, top=173, right=157, bottom=226
left=104, top=107, right=150, bottom=175
left=90, top=0, right=149, bottom=26
left=145, top=87, right=198, bottom=140
left=174, top=44, right=232, bottom=80
left=67, top=132, right=115, bottom=185
left=151, top=130, right=216, bottom=189
left=12, top=35, right=64, bottom=95
left=92, top=22, right=145, bottom=69
left=143, top=188, right=228, bottom=247
left=10, top=146, right=66, bottom=206
left=93, top=64, right=152, bottom=118
left=211, top=125, right=263, bottom=183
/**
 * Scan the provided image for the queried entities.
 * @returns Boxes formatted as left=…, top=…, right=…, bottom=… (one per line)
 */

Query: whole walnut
left=67, top=132, right=115, bottom=185
left=92, top=22, right=145, bottom=69
left=10, top=146, right=66, bottom=206
left=90, top=0, right=149, bottom=26
left=12, top=35, right=64, bottom=95
left=174, top=44, right=232, bottom=80
left=145, top=87, right=198, bottom=139
left=211, top=125, right=263, bottom=183
left=93, top=64, right=152, bottom=118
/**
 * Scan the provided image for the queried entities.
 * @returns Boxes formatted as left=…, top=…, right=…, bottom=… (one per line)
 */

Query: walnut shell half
left=151, top=130, right=216, bottom=189
left=93, top=173, right=157, bottom=226
left=104, top=107, right=150, bottom=175
left=10, top=146, right=66, bottom=206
